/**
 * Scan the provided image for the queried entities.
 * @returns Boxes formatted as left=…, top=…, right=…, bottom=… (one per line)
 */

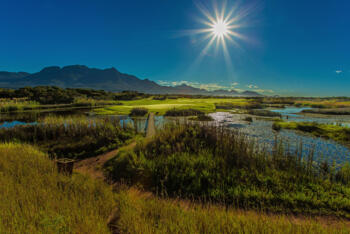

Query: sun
left=212, top=20, right=228, bottom=37
left=180, top=1, right=253, bottom=70
left=190, top=0, right=250, bottom=54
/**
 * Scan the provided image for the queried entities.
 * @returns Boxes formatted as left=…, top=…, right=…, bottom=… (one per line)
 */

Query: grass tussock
left=0, top=115, right=135, bottom=159
left=273, top=121, right=350, bottom=144
left=105, top=123, right=350, bottom=218
left=110, top=188, right=350, bottom=234
left=0, top=143, right=115, bottom=233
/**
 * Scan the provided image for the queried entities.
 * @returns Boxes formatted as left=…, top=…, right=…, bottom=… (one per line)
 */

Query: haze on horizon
left=0, top=0, right=349, bottom=97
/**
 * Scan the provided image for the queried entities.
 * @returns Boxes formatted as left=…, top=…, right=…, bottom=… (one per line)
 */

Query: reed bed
left=105, top=123, right=350, bottom=218
left=0, top=115, right=135, bottom=159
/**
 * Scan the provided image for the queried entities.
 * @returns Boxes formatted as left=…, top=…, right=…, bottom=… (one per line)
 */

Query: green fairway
left=94, top=97, right=252, bottom=115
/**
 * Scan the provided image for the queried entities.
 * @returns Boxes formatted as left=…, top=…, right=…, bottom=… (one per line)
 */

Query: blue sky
left=0, top=0, right=349, bottom=96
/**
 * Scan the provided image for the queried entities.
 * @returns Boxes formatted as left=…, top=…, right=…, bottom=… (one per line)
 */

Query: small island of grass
left=272, top=121, right=350, bottom=144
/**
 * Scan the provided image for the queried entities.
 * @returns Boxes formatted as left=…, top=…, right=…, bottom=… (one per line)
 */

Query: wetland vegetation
left=0, top=115, right=135, bottom=159
left=2, top=87, right=350, bottom=233
left=105, top=123, right=350, bottom=218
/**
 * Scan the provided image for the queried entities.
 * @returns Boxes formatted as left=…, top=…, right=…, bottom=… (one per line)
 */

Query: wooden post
left=56, top=158, right=75, bottom=176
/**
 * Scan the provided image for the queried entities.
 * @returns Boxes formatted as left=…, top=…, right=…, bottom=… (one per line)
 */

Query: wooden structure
left=56, top=158, right=75, bottom=176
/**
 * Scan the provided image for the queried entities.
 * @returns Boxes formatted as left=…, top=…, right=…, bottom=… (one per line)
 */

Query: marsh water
left=1, top=106, right=350, bottom=164
left=209, top=110, right=350, bottom=164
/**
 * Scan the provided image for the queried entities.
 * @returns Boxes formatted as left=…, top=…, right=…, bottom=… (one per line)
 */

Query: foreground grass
left=2, top=143, right=349, bottom=233
left=273, top=121, right=350, bottom=144
left=110, top=188, right=350, bottom=234
left=0, top=143, right=115, bottom=233
left=105, top=123, right=350, bottom=218
left=95, top=98, right=254, bottom=115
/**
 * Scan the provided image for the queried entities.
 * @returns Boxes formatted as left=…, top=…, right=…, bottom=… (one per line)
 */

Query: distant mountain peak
left=40, top=66, right=61, bottom=73
left=0, top=65, right=263, bottom=96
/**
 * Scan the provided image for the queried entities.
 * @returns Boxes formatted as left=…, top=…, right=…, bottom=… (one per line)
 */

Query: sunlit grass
left=95, top=97, right=253, bottom=115
left=0, top=98, right=40, bottom=112
left=0, top=143, right=115, bottom=233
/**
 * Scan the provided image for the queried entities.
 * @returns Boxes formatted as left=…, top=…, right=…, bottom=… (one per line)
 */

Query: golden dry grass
left=0, top=143, right=115, bottom=233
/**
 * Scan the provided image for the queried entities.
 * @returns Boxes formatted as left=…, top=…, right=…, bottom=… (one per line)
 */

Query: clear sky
left=1, top=0, right=349, bottom=96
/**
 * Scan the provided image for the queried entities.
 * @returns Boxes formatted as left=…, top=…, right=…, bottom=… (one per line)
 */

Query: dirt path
left=74, top=142, right=136, bottom=180
left=145, top=112, right=156, bottom=138
left=74, top=113, right=156, bottom=180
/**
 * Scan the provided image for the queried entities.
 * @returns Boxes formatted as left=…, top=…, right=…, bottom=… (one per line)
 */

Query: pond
left=209, top=110, right=350, bottom=165
left=0, top=121, right=36, bottom=128
left=270, top=106, right=350, bottom=126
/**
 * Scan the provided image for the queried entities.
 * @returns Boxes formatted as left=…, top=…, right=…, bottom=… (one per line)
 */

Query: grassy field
left=0, top=143, right=115, bottom=233
left=94, top=98, right=253, bottom=115
left=273, top=121, right=350, bottom=144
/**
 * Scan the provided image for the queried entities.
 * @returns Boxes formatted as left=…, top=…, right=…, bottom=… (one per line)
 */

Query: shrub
left=129, top=107, right=148, bottom=116
left=272, top=122, right=282, bottom=131
left=244, top=116, right=253, bottom=122
left=335, top=163, right=350, bottom=185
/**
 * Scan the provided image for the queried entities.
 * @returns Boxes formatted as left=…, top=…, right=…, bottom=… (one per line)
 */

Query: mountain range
left=0, top=65, right=262, bottom=96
